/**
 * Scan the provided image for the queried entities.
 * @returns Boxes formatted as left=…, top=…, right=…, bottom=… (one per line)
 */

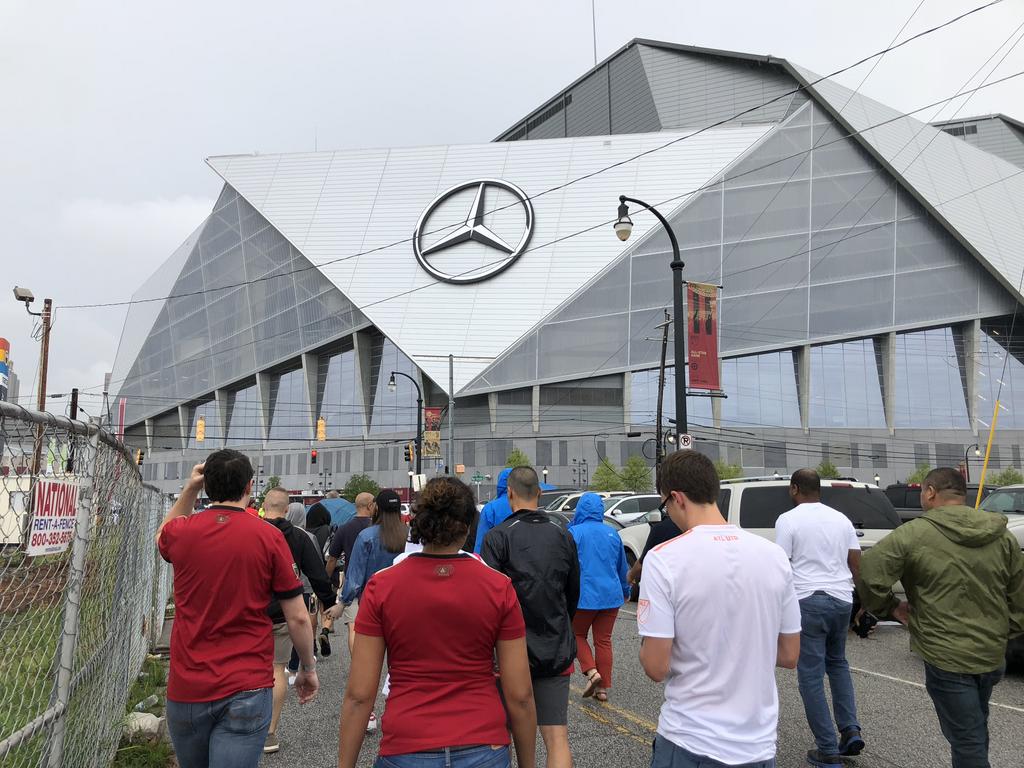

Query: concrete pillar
left=214, top=389, right=229, bottom=447
left=794, top=346, right=810, bottom=435
left=256, top=372, right=272, bottom=445
left=144, top=417, right=155, bottom=453
left=301, top=352, right=319, bottom=439
left=622, top=372, right=632, bottom=428
left=488, top=392, right=498, bottom=434
left=352, top=331, right=373, bottom=439
left=874, top=332, right=896, bottom=437
left=176, top=405, right=190, bottom=451
left=532, top=386, right=541, bottom=433
left=712, top=396, right=723, bottom=430
left=953, top=320, right=981, bottom=437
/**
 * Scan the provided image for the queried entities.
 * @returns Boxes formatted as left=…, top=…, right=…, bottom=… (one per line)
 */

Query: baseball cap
left=375, top=489, right=402, bottom=514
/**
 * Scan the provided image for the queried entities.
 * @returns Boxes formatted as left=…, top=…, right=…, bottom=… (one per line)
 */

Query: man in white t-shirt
left=775, top=469, right=864, bottom=767
left=639, top=450, right=801, bottom=768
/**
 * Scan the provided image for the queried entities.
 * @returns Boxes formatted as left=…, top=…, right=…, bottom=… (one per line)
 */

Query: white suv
left=620, top=479, right=901, bottom=584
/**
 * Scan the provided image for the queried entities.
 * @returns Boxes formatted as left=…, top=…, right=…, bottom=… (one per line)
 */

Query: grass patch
left=127, top=657, right=167, bottom=715
left=110, top=741, right=175, bottom=768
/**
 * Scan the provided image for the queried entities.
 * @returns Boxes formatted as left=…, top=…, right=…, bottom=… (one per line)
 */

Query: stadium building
left=109, top=39, right=1024, bottom=496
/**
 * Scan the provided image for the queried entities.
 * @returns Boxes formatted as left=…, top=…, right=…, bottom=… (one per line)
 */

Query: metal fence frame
left=0, top=400, right=172, bottom=767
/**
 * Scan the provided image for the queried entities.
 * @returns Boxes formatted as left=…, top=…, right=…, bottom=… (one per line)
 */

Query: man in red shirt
left=157, top=450, right=319, bottom=768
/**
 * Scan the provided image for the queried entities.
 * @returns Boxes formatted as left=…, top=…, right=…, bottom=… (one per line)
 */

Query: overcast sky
left=1, top=0, right=1021, bottom=416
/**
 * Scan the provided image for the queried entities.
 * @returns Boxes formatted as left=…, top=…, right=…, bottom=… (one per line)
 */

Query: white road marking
left=850, top=666, right=1024, bottom=714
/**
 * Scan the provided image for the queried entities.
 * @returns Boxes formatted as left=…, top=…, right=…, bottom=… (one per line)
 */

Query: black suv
left=884, top=483, right=993, bottom=524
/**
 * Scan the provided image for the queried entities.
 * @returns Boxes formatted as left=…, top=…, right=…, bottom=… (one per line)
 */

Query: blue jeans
left=166, top=688, right=272, bottom=768
left=375, top=745, right=510, bottom=768
left=797, top=593, right=860, bottom=755
left=650, top=735, right=775, bottom=768
left=924, top=662, right=1004, bottom=768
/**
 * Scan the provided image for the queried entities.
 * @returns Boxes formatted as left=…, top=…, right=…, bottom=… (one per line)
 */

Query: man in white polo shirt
left=639, top=450, right=801, bottom=768
left=775, top=469, right=864, bottom=767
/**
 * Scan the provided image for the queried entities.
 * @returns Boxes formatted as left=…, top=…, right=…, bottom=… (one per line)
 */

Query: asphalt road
left=265, top=612, right=1023, bottom=768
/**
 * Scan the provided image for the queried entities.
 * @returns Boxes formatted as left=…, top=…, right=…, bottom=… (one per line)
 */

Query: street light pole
left=389, top=371, right=423, bottom=478
left=965, top=443, right=981, bottom=483
left=614, top=197, right=687, bottom=446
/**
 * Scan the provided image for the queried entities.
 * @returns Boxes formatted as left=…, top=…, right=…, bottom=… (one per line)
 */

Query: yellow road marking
left=570, top=686, right=660, bottom=732
left=575, top=703, right=651, bottom=746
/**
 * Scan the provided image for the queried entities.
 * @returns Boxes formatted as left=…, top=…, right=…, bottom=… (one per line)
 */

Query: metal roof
left=207, top=125, right=772, bottom=395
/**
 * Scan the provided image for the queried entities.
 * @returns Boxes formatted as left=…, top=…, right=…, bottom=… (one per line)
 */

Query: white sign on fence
left=25, top=479, right=80, bottom=556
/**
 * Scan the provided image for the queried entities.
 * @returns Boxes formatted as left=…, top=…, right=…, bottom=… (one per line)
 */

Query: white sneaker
left=366, top=712, right=378, bottom=733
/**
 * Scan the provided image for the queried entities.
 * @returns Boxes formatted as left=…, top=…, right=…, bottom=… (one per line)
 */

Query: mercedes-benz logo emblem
left=413, top=178, right=534, bottom=284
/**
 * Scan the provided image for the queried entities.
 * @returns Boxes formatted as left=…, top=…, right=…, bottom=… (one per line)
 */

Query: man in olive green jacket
left=858, top=467, right=1023, bottom=768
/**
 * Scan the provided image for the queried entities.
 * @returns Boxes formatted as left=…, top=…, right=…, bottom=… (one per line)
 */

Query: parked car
left=619, top=479, right=902, bottom=601
left=545, top=491, right=629, bottom=513
left=602, top=494, right=662, bottom=526
left=977, top=485, right=1024, bottom=549
left=972, top=486, right=1024, bottom=670
left=538, top=489, right=570, bottom=509
left=885, top=482, right=994, bottom=524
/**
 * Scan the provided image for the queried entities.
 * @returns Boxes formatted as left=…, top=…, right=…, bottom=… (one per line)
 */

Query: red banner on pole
left=687, top=282, right=720, bottom=391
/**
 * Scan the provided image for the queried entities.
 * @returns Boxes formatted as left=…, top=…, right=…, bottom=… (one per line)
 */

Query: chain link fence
left=0, top=401, right=172, bottom=767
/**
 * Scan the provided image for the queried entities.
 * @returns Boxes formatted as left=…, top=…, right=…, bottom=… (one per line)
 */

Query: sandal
left=582, top=669, right=603, bottom=698
left=594, top=689, right=608, bottom=702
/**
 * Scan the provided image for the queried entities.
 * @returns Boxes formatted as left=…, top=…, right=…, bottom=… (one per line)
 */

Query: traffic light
left=316, top=416, right=326, bottom=442
left=195, top=416, right=205, bottom=443
left=310, top=448, right=318, bottom=465
left=135, top=449, right=144, bottom=466
left=403, top=442, right=412, bottom=463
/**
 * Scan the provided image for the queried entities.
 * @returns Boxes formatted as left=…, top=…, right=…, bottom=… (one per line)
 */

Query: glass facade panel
left=368, top=336, right=419, bottom=435
left=809, top=341, right=885, bottom=428
left=720, top=352, right=800, bottom=428
left=117, top=183, right=365, bottom=424
left=893, top=328, right=969, bottom=429
left=629, top=368, right=712, bottom=427
left=975, top=328, right=1024, bottom=430
left=268, top=368, right=310, bottom=441
left=226, top=384, right=262, bottom=444
left=317, top=346, right=363, bottom=437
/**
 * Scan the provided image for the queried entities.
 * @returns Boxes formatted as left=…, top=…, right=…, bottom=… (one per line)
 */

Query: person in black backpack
left=482, top=466, right=580, bottom=768
left=304, top=504, right=336, bottom=657
left=262, top=488, right=335, bottom=756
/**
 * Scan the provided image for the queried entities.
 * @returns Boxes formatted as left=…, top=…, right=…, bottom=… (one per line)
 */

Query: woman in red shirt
left=337, top=477, right=537, bottom=768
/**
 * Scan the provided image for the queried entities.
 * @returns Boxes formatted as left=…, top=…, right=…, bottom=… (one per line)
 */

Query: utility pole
left=447, top=354, right=455, bottom=475
left=66, top=387, right=79, bottom=473
left=655, top=310, right=671, bottom=467
left=27, top=297, right=53, bottom=477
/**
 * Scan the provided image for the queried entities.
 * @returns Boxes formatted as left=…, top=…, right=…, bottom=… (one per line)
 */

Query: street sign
left=679, top=433, right=693, bottom=450
left=472, top=473, right=486, bottom=483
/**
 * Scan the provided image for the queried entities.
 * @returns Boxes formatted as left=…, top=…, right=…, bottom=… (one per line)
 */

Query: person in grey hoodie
left=859, top=467, right=1024, bottom=768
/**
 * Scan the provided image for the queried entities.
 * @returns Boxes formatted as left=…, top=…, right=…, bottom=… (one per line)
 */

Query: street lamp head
left=873, top=474, right=881, bottom=485
left=975, top=447, right=981, bottom=457
left=407, top=470, right=414, bottom=478
left=388, top=372, right=397, bottom=393
left=613, top=200, right=633, bottom=242
left=13, top=286, right=34, bottom=305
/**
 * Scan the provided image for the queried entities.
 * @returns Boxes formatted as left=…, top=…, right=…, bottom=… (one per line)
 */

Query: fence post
left=45, top=427, right=101, bottom=768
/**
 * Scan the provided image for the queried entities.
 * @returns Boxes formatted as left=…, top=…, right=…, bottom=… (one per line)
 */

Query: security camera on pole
left=14, top=287, right=53, bottom=475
